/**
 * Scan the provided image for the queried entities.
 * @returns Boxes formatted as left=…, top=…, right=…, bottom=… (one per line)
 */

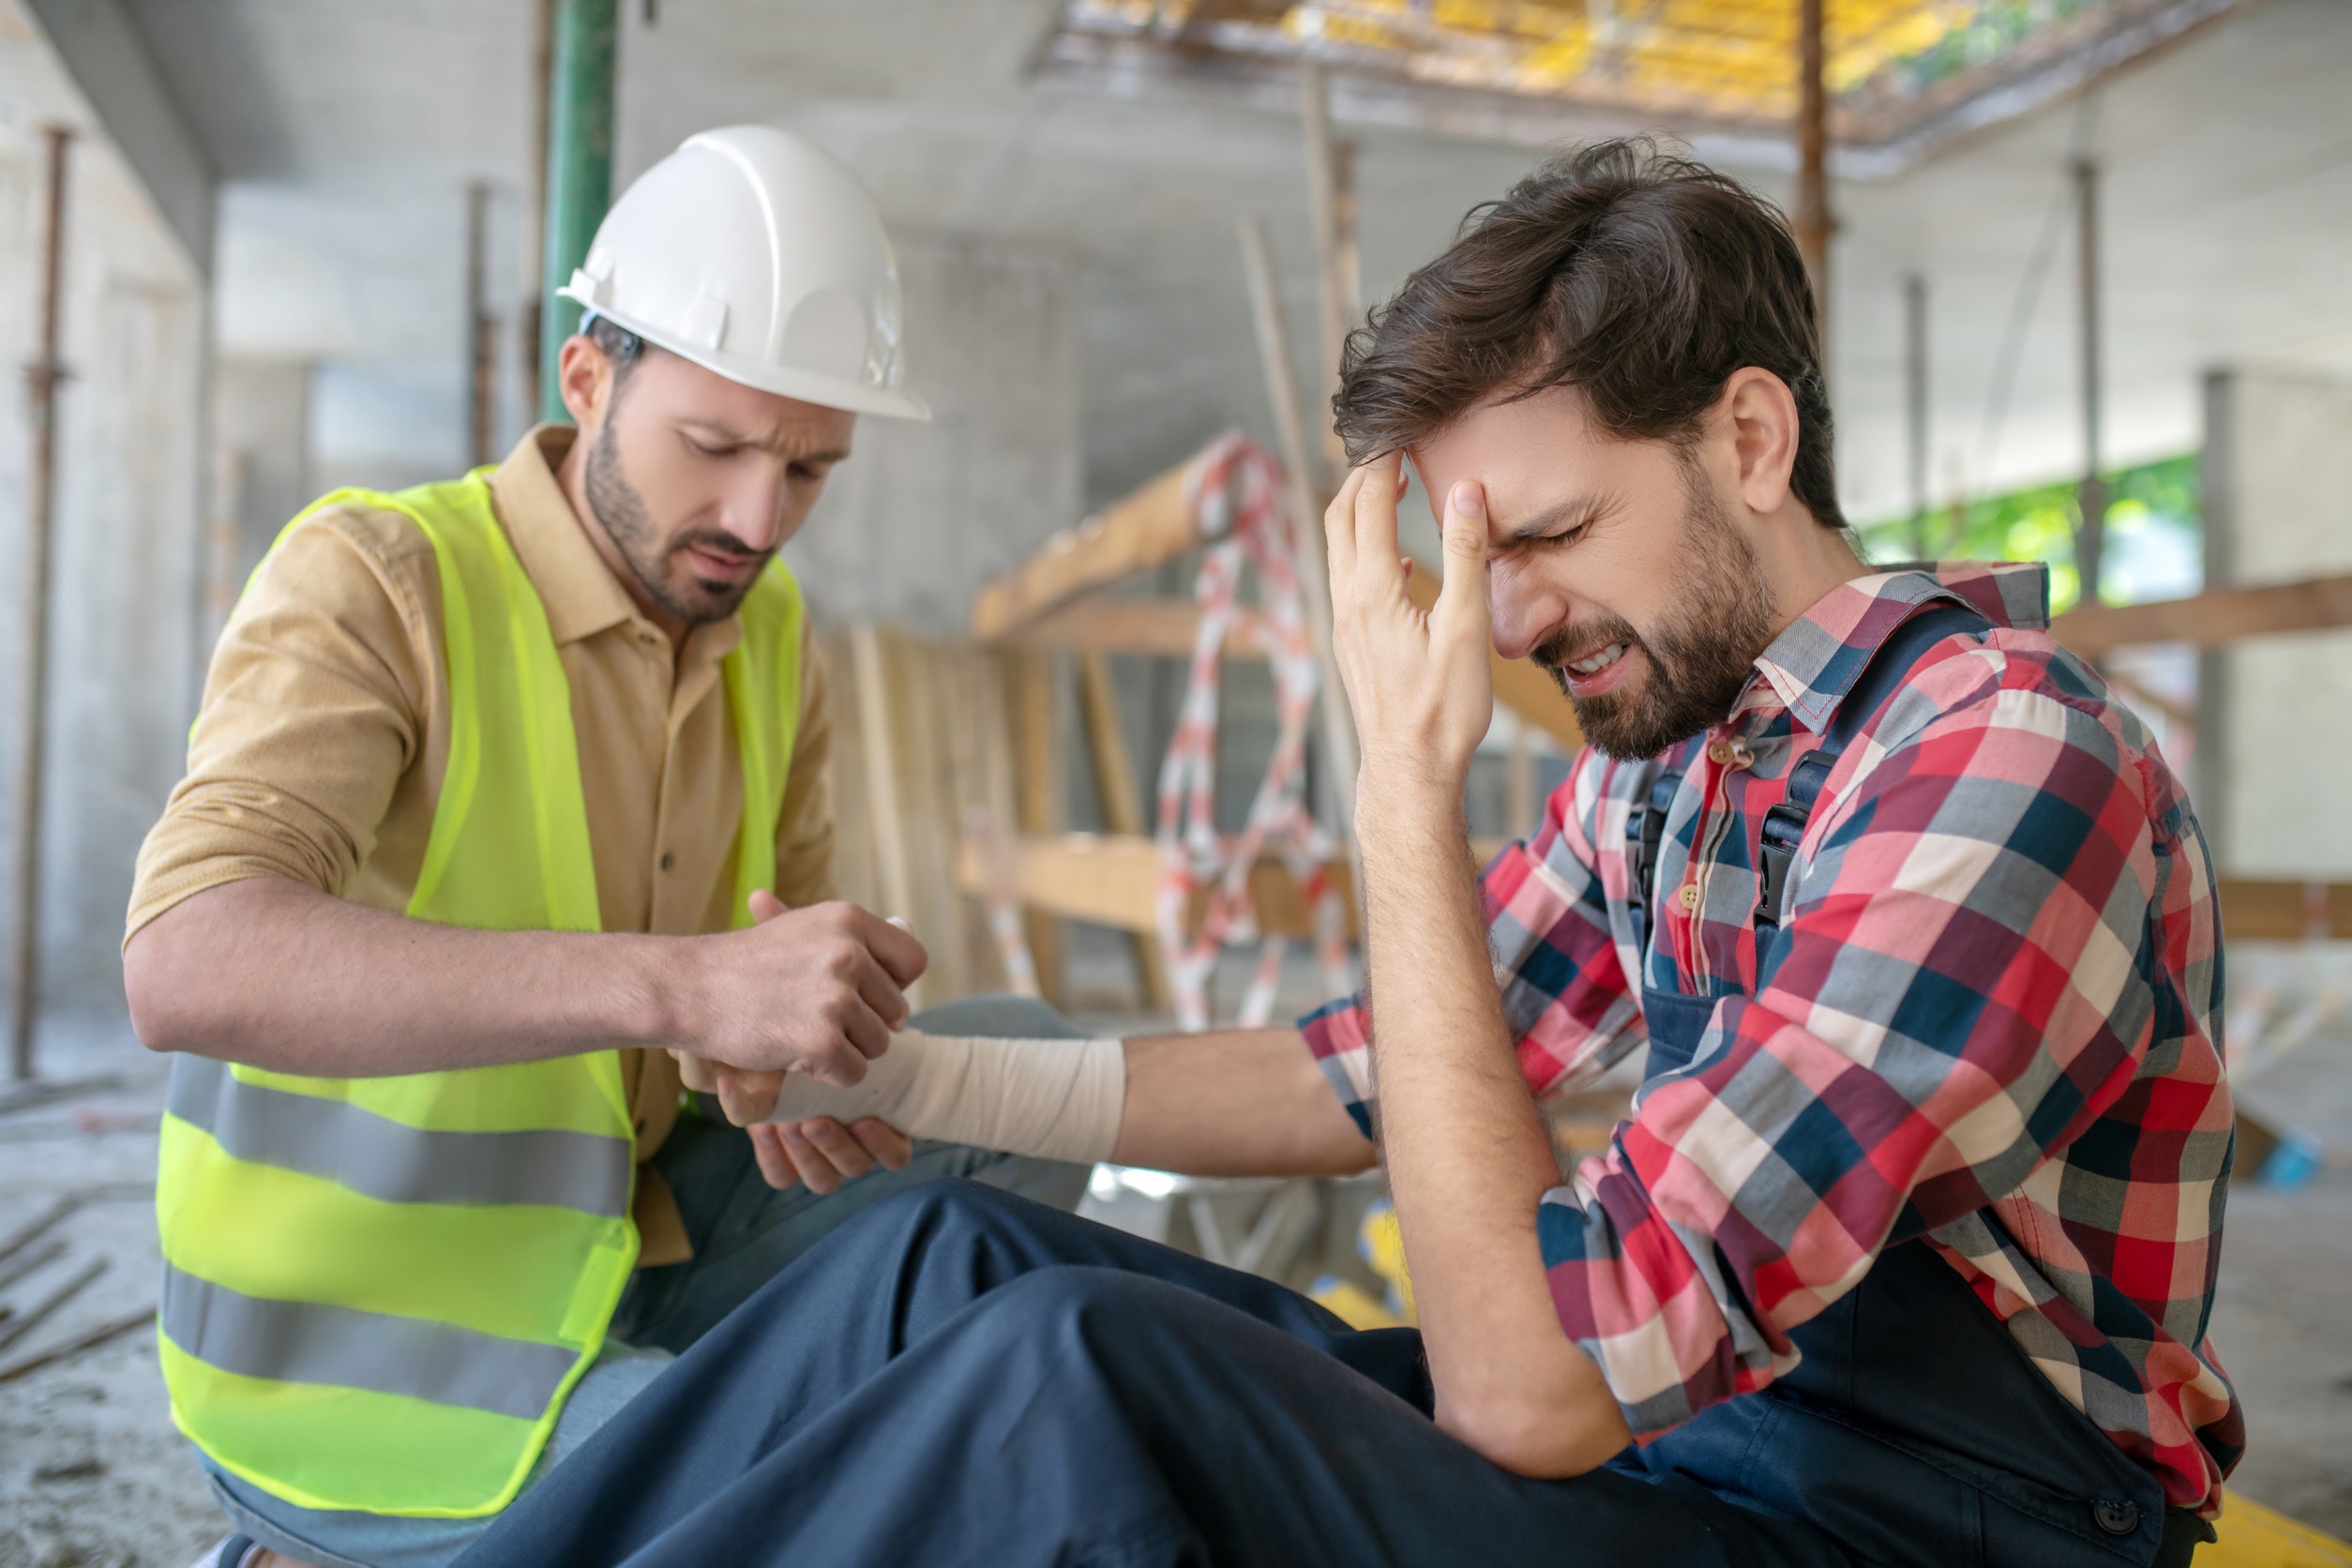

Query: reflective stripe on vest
left=156, top=469, right=804, bottom=1517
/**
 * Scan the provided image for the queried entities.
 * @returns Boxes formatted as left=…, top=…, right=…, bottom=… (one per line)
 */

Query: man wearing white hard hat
left=128, top=127, right=1099, bottom=1568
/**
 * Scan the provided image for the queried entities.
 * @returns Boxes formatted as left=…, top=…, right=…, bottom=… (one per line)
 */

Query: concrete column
left=784, top=234, right=1081, bottom=634
left=2208, top=369, right=2352, bottom=877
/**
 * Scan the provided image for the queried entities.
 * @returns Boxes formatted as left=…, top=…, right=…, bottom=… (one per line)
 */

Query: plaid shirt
left=1303, top=565, right=2243, bottom=1514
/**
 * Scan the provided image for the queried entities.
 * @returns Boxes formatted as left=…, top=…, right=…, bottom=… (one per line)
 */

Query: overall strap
left=1623, top=762, right=1684, bottom=962
left=1753, top=602, right=1991, bottom=941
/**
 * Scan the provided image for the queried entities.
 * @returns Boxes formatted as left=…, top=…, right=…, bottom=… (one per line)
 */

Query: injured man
left=238, top=140, right=2245, bottom=1568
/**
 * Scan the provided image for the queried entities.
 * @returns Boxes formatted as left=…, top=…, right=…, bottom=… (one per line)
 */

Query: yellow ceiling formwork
left=1039, top=0, right=2256, bottom=169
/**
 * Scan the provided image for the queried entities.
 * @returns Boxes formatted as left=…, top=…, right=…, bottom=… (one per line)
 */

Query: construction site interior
left=0, top=0, right=2349, bottom=1564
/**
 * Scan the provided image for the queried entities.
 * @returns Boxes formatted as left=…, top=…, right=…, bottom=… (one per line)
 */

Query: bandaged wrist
left=760, top=1029, right=1126, bottom=1166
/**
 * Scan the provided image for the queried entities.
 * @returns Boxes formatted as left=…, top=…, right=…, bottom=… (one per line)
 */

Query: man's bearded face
left=1530, top=470, right=1776, bottom=761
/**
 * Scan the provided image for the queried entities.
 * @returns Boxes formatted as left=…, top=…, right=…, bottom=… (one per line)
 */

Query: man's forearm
left=126, top=879, right=686, bottom=1076
left=1358, top=786, right=1631, bottom=1477
left=1113, top=1028, right=1376, bottom=1177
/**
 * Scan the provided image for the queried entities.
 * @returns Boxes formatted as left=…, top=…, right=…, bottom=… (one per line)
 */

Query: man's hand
left=674, top=889, right=920, bottom=1190
left=747, top=1116, right=914, bottom=1194
left=1324, top=452, right=1494, bottom=812
left=678, top=889, right=927, bottom=1088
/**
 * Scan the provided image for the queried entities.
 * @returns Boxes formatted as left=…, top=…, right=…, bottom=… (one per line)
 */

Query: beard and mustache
left=583, top=425, right=774, bottom=627
left=1530, top=470, right=1777, bottom=761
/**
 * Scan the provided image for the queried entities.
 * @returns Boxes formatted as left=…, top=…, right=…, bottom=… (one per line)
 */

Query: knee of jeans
left=974, top=1265, right=1188, bottom=1344
left=906, top=993, right=1084, bottom=1040
left=858, top=1174, right=1031, bottom=1241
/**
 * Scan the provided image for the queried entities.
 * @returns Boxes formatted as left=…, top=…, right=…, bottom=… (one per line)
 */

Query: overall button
left=2092, top=1499, right=2140, bottom=1536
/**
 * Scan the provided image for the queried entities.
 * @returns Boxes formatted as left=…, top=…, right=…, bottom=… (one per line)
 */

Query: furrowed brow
left=1500, top=493, right=1611, bottom=543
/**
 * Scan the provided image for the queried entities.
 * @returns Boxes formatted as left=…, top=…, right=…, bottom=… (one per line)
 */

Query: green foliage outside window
left=1855, top=453, right=2200, bottom=615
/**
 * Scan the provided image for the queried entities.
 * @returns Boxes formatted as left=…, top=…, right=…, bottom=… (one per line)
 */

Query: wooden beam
left=1077, top=651, right=1170, bottom=1011
left=955, top=832, right=1360, bottom=941
left=2050, top=572, right=2352, bottom=658
left=1007, top=596, right=1269, bottom=660
left=971, top=460, right=1201, bottom=641
left=1010, top=650, right=1066, bottom=1004
left=2216, top=880, right=2352, bottom=942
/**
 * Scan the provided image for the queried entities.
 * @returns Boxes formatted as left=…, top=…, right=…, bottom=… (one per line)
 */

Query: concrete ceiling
left=105, top=0, right=2352, bottom=520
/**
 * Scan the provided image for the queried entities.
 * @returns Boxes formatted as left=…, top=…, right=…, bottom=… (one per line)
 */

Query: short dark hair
left=1334, top=138, right=1842, bottom=531
left=584, top=313, right=646, bottom=381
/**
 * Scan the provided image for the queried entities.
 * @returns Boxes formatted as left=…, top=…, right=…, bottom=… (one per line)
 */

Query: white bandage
left=760, top=1030, right=1126, bottom=1166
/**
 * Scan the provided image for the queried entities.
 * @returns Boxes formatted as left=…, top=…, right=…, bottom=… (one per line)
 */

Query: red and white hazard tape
left=1153, top=432, right=1350, bottom=1031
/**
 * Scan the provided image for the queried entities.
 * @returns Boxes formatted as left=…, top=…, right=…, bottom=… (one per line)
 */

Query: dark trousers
left=452, top=1179, right=1856, bottom=1568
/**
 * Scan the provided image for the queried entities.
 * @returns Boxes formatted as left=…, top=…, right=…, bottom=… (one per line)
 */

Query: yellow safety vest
left=154, top=470, right=804, bottom=1516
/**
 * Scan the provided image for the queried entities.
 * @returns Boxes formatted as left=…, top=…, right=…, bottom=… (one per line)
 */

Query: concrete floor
left=3, top=949, right=2348, bottom=1566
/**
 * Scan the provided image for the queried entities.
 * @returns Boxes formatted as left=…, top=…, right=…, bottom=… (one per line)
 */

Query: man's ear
left=1720, top=367, right=1801, bottom=518
left=556, top=334, right=614, bottom=435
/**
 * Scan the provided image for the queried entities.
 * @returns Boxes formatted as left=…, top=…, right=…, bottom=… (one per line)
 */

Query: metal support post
left=1794, top=0, right=1832, bottom=322
left=464, top=180, right=497, bottom=466
left=11, top=127, right=72, bottom=1083
left=538, top=0, right=618, bottom=424
left=1904, top=275, right=1929, bottom=559
left=2074, top=157, right=2105, bottom=605
left=1299, top=60, right=1360, bottom=490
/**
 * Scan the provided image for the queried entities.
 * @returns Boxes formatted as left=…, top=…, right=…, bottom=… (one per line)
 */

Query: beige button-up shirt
left=129, top=426, right=838, bottom=1263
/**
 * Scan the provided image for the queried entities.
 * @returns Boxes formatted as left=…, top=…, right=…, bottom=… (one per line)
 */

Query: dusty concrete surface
left=4, top=948, right=2348, bottom=1566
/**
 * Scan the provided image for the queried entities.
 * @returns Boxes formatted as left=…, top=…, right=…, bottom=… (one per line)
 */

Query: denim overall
left=1615, top=606, right=2201, bottom=1568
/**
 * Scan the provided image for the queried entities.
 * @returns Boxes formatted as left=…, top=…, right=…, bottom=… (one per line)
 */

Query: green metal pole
left=539, top=0, right=618, bottom=425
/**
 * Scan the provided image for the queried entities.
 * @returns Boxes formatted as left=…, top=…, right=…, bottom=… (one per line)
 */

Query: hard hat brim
left=559, top=291, right=932, bottom=422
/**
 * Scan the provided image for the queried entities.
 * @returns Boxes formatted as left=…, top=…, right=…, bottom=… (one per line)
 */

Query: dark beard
left=1533, top=476, right=1776, bottom=761
left=583, top=429, right=771, bottom=626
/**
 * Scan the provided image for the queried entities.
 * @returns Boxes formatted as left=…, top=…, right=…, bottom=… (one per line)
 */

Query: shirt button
left=1707, top=741, right=1732, bottom=763
left=1678, top=884, right=1700, bottom=911
left=659, top=852, right=675, bottom=871
left=2092, top=1500, right=2140, bottom=1536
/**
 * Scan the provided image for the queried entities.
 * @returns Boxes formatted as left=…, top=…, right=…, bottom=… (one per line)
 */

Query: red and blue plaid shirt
left=1303, top=564, right=2242, bottom=1514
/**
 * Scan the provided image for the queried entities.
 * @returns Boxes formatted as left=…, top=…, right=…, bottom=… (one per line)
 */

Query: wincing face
left=566, top=340, right=857, bottom=630
left=1407, top=383, right=1778, bottom=761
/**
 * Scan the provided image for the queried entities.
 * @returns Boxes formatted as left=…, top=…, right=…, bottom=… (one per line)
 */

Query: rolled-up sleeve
left=128, top=510, right=434, bottom=941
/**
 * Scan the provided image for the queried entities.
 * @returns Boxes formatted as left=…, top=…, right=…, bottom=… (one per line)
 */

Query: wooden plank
left=1009, top=596, right=1269, bottom=659
left=953, top=832, right=1362, bottom=942
left=2215, top=879, right=2352, bottom=942
left=953, top=834, right=1511, bottom=943
left=1016, top=571, right=1584, bottom=751
left=970, top=459, right=1201, bottom=641
left=849, top=625, right=922, bottom=1010
left=1403, top=563, right=1584, bottom=751
left=2051, top=572, right=2352, bottom=658
left=1010, top=649, right=1066, bottom=1005
left=1078, top=651, right=1171, bottom=1010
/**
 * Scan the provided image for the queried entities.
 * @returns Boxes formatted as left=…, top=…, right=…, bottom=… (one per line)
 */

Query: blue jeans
left=200, top=997, right=1092, bottom=1568
left=449, top=1180, right=1860, bottom=1568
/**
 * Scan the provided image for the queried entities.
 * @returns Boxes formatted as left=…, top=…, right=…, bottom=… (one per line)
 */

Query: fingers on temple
left=1323, top=463, right=1366, bottom=587
left=1349, top=453, right=1406, bottom=592
left=1435, top=479, right=1493, bottom=641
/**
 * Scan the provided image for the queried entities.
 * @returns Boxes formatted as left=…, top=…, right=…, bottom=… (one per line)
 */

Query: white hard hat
left=559, top=126, right=929, bottom=421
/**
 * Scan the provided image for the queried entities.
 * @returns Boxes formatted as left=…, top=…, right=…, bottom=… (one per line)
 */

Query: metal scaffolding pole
left=1904, top=274, right=1929, bottom=559
left=1794, top=0, right=1832, bottom=321
left=464, top=180, right=497, bottom=467
left=2073, top=158, right=2106, bottom=605
left=538, top=0, right=618, bottom=424
left=10, top=127, right=72, bottom=1084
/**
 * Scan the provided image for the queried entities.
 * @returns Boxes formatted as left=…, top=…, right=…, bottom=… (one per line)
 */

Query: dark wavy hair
left=1333, top=138, right=1842, bottom=530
